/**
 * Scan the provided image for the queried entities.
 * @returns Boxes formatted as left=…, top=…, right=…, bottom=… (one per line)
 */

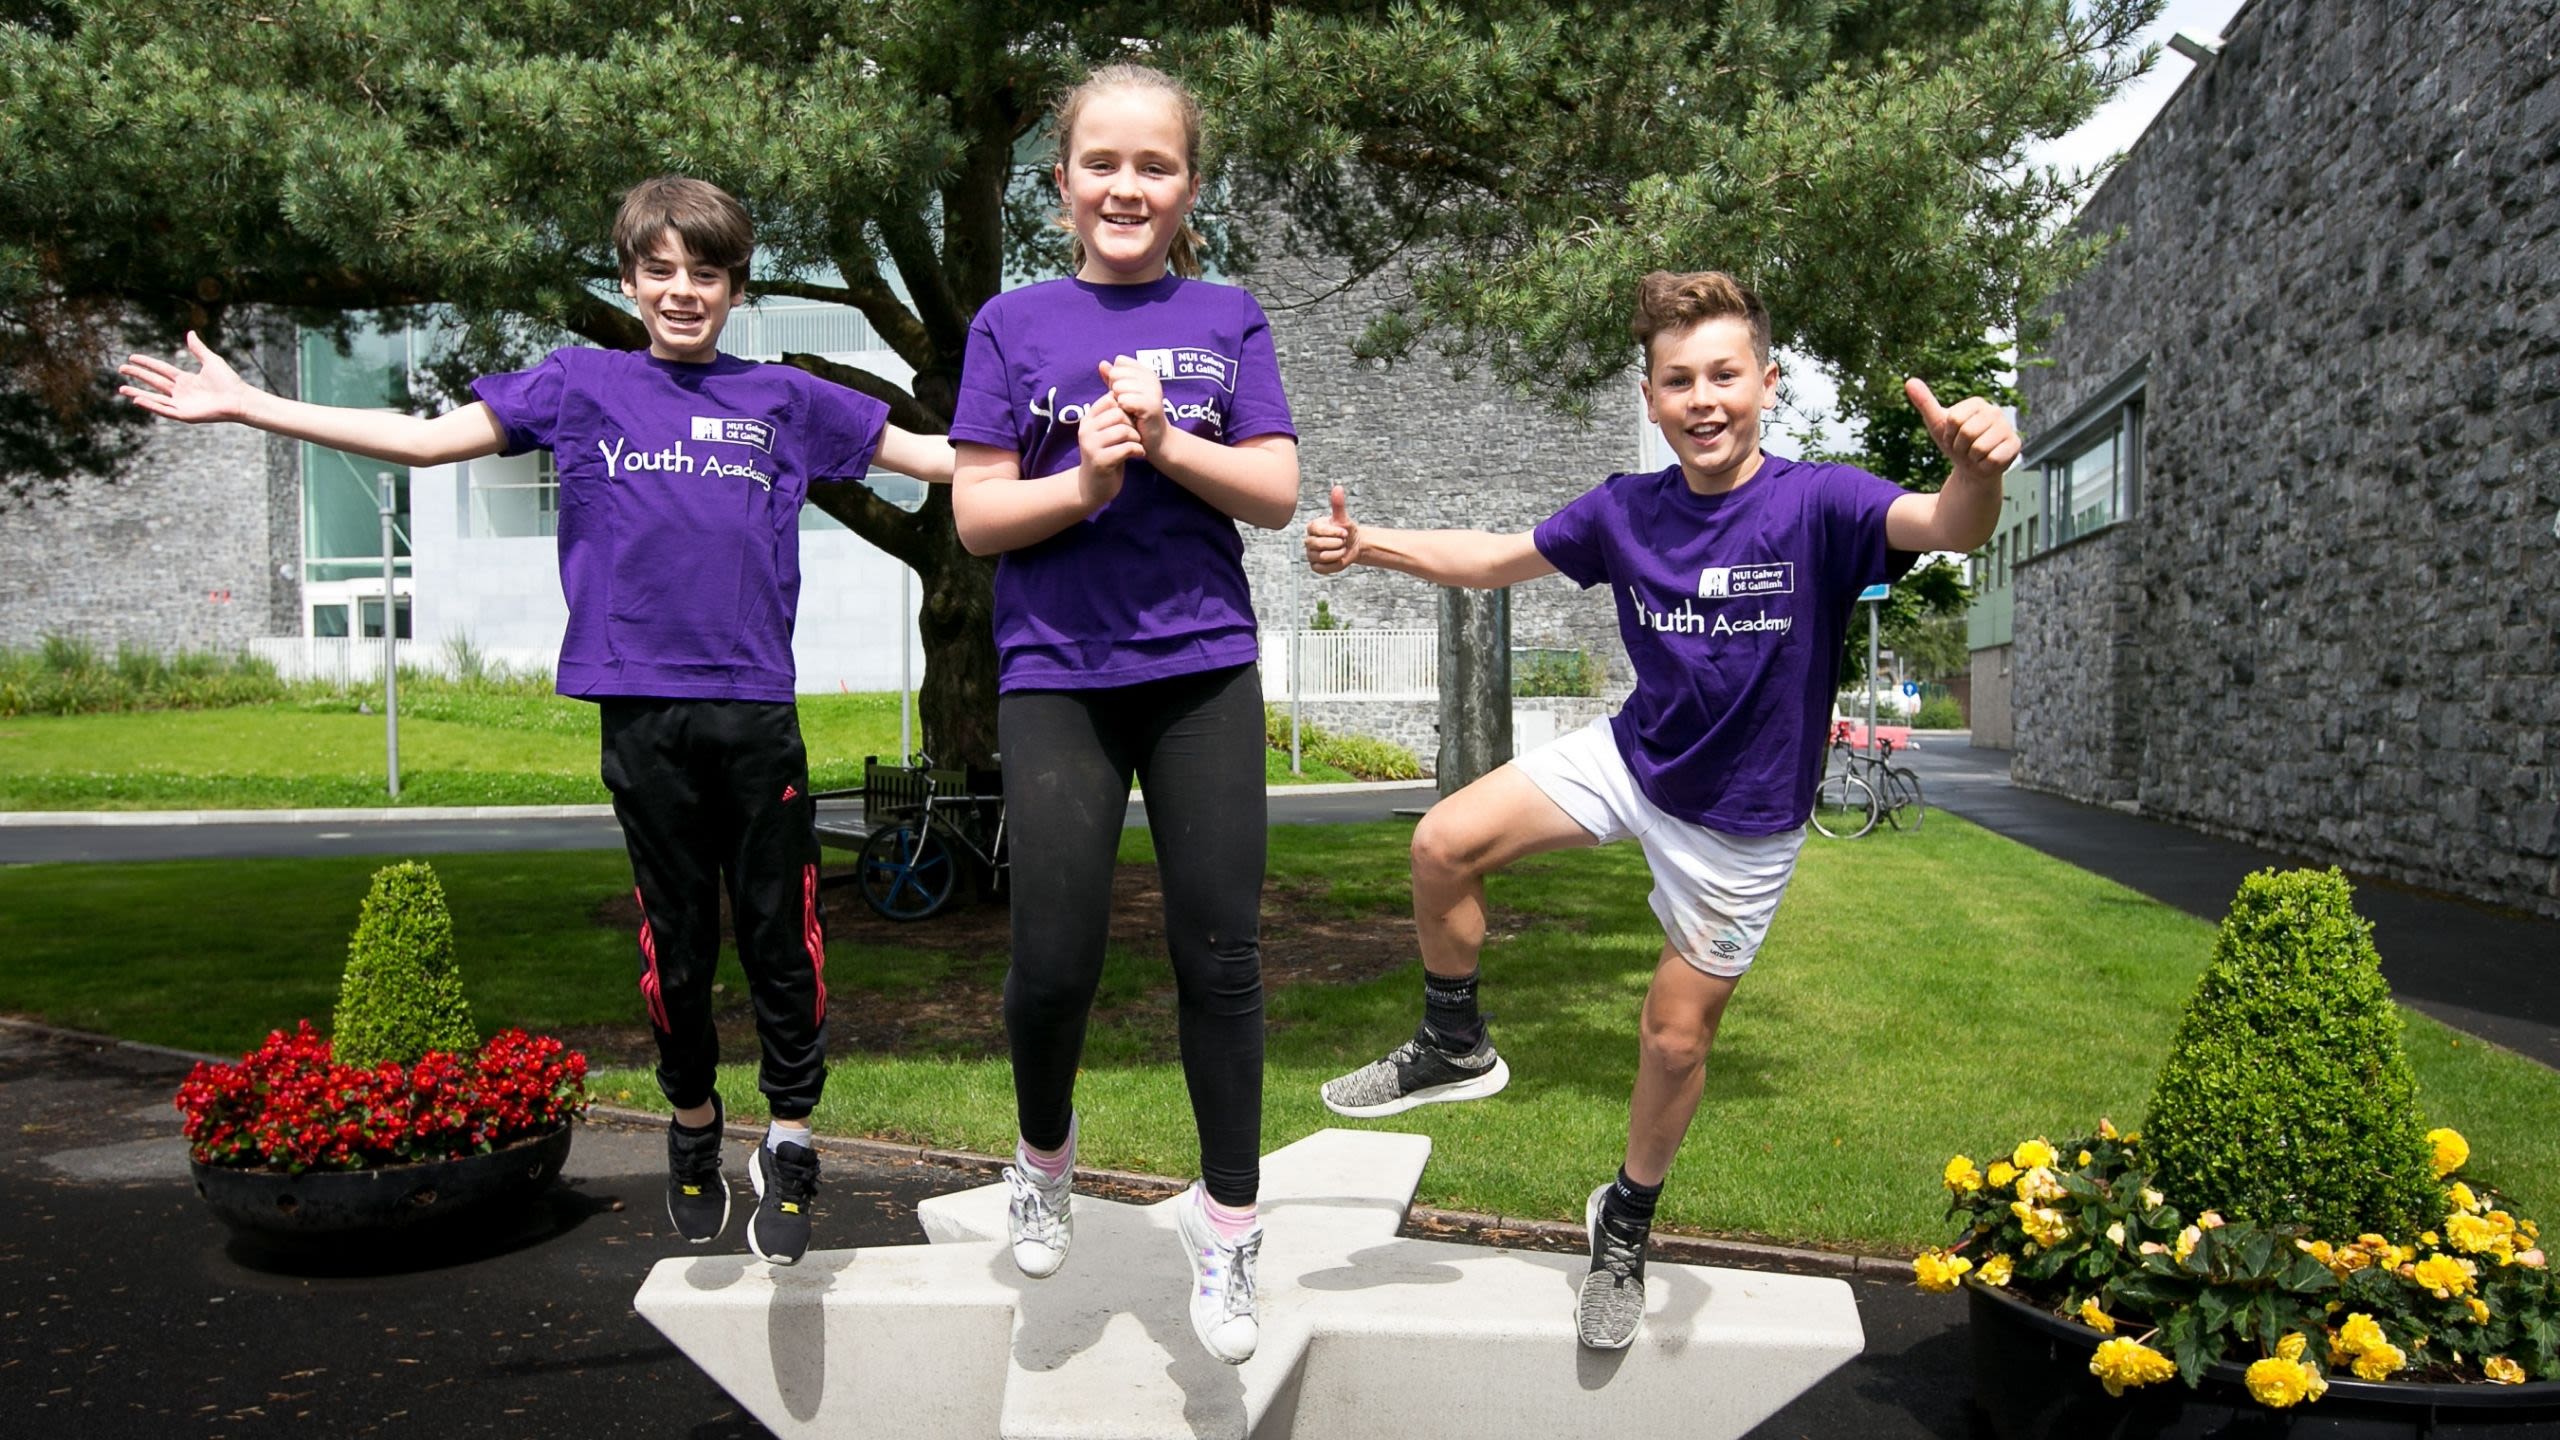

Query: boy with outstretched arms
left=1303, top=270, right=2016, bottom=1348
left=119, top=176, right=955, bottom=1267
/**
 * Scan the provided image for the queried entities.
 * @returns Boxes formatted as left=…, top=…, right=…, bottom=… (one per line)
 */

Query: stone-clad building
left=2011, top=0, right=2560, bottom=917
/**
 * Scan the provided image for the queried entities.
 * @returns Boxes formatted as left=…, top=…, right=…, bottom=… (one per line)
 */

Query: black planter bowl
left=191, top=1124, right=574, bottom=1246
left=1970, top=1280, right=2560, bottom=1439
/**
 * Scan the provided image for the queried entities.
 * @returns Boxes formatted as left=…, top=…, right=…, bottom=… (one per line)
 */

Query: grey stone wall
left=1235, top=245, right=1639, bottom=692
left=2016, top=0, right=2560, bottom=915
left=0, top=329, right=300, bottom=654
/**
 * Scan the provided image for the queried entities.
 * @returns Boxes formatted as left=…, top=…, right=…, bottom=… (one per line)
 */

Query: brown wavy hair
left=1630, top=270, right=1771, bottom=373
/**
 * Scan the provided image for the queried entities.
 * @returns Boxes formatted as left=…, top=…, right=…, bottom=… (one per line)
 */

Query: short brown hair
left=612, top=176, right=754, bottom=290
left=1051, top=63, right=1207, bottom=280
left=1630, top=270, right=1771, bottom=372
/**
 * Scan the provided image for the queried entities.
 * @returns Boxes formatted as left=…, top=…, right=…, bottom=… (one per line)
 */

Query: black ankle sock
left=1603, top=1168, right=1662, bottom=1233
left=1420, top=969, right=1483, bottom=1051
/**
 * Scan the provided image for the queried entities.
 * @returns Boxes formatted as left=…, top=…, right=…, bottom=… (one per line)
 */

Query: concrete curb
left=0, top=1015, right=1906, bottom=1281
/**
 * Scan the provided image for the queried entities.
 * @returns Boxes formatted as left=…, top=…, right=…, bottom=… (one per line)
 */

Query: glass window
left=466, top=450, right=559, bottom=538
left=312, top=604, right=350, bottom=638
left=2043, top=404, right=2140, bottom=546
left=358, top=597, right=412, bottom=640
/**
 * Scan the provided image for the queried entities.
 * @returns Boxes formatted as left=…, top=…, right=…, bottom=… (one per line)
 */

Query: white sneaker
left=1005, top=1121, right=1075, bottom=1278
left=1175, top=1183, right=1262, bottom=1365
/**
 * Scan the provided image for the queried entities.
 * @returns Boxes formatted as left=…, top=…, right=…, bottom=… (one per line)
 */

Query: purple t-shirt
left=949, top=274, right=1297, bottom=692
left=472, top=348, right=888, bottom=702
left=1534, top=455, right=1916, bottom=834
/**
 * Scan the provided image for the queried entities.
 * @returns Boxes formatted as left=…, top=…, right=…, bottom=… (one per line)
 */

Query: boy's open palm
left=1305, top=485, right=1362, bottom=574
left=1906, top=377, right=2021, bottom=483
left=119, top=331, right=252, bottom=424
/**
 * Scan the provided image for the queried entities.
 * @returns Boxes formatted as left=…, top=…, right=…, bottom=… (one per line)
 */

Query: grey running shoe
left=1319, top=1023, right=1511, bottom=1118
left=1577, top=1182, right=1649, bottom=1350
left=664, top=1099, right=730, bottom=1244
left=746, top=1140, right=819, bottom=1265
left=1175, top=1184, right=1262, bottom=1365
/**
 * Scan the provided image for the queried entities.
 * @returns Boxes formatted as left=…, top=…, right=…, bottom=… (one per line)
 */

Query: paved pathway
left=0, top=1023, right=1971, bottom=1439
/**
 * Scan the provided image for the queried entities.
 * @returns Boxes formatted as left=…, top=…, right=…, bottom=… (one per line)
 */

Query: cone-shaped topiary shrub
left=2141, top=867, right=2439, bottom=1241
left=331, top=860, right=476, bottom=1068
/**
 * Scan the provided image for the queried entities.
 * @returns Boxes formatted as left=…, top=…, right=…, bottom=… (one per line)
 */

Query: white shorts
left=1508, top=718, right=1805, bottom=978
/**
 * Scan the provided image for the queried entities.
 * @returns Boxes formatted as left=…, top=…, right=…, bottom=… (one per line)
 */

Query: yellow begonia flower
left=2466, top=1296, right=2491, bottom=1324
left=1986, top=1160, right=2018, bottom=1190
left=2351, top=1343, right=2407, bottom=1382
left=2485, top=1356, right=2526, bottom=1385
left=2198, top=1210, right=2226, bottom=1229
left=2097, top=1117, right=2119, bottom=1140
left=2337, top=1313, right=2391, bottom=1358
left=2175, top=1225, right=2203, bottom=1263
left=2077, top=1149, right=2094, bottom=1167
left=2446, top=1213, right=2513, bottom=1260
left=2277, top=1332, right=2308, bottom=1362
left=2413, top=1253, right=2477, bottom=1298
left=1944, top=1155, right=1984, bottom=1193
left=2089, top=1337, right=2176, bottom=1397
left=2141, top=1187, right=2165, bottom=1210
left=2428, top=1127, right=2469, bottom=1178
left=2017, top=1167, right=2068, bottom=1205
left=2448, top=1181, right=2480, bottom=1214
left=2105, top=1221, right=2127, bottom=1248
left=2012, top=1138, right=2058, bottom=1172
left=2078, top=1297, right=2116, bottom=1334
left=2245, top=1357, right=2318, bottom=1409
left=1978, top=1253, right=2013, bottom=1287
left=2012, top=1202, right=2071, bottom=1249
left=1912, top=1249, right=1973, bottom=1293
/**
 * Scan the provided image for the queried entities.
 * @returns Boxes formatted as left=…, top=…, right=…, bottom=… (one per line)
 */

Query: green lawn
left=3, top=818, right=2552, bottom=1253
left=0, top=689, right=1360, bottom=808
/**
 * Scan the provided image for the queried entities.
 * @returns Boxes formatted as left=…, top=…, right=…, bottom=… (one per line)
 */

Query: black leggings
left=999, top=663, right=1267, bottom=1207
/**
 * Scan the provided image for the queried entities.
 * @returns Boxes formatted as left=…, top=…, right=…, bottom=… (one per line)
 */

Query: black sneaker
left=747, top=1139, right=820, bottom=1265
left=665, top=1099, right=730, bottom=1244
left=1577, top=1182, right=1650, bottom=1349
left=1319, top=1022, right=1511, bottom=1118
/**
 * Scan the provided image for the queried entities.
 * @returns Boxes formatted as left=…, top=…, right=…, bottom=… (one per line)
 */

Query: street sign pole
left=1856, top=582, right=1889, bottom=757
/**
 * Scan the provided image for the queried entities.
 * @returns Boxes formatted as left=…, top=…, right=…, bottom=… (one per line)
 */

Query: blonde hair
left=612, top=176, right=754, bottom=290
left=1630, top=270, right=1771, bottom=373
left=1052, top=63, right=1206, bottom=280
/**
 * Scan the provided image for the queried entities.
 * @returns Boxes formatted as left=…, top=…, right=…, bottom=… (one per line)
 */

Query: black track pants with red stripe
left=599, top=698, right=829, bottom=1120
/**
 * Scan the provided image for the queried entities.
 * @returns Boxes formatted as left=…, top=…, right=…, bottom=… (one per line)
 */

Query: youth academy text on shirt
left=596, top=417, right=781, bottom=491
left=1629, top=563, right=1797, bottom=639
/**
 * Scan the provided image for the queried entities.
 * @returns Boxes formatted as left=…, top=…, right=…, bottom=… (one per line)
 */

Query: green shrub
left=1310, top=733, right=1424, bottom=782
left=2141, top=868, right=2440, bottom=1240
left=1913, top=694, right=1965, bottom=729
left=0, top=637, right=285, bottom=716
left=1513, top=648, right=1601, bottom=698
left=331, top=861, right=477, bottom=1068
left=1259, top=705, right=1423, bottom=781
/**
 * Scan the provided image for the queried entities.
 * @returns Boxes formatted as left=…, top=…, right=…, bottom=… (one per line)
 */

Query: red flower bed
left=175, top=1021, right=588, bottom=1173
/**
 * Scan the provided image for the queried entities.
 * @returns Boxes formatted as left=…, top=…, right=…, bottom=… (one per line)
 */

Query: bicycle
left=854, top=754, right=1009, bottom=921
left=1817, top=721, right=1925, bottom=836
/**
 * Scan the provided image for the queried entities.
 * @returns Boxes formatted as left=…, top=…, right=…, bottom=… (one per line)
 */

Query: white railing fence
left=1261, top=628, right=1437, bottom=701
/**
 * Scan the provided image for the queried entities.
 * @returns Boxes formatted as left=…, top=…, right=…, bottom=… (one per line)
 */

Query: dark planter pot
left=190, top=1124, right=573, bottom=1243
left=1970, top=1281, right=2560, bottom=1439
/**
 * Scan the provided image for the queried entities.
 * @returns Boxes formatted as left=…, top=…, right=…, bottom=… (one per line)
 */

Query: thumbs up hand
left=1906, top=377, right=2021, bottom=484
left=1305, top=484, right=1363, bottom=575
